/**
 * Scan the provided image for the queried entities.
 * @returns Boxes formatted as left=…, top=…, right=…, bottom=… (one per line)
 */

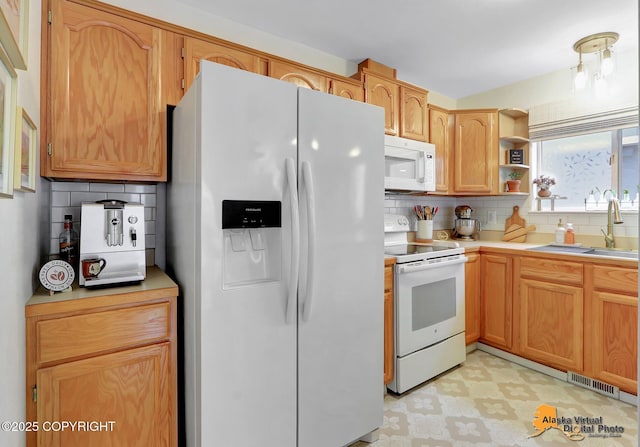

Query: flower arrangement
left=532, top=175, right=556, bottom=190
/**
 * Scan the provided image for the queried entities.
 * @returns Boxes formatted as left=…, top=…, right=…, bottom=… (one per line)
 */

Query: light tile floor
left=352, top=350, right=637, bottom=447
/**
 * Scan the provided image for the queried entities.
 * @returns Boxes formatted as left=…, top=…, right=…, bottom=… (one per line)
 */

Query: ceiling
left=177, top=0, right=638, bottom=99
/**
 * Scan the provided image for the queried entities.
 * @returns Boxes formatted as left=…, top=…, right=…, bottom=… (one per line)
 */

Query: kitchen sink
left=589, top=248, right=639, bottom=259
left=527, top=244, right=638, bottom=259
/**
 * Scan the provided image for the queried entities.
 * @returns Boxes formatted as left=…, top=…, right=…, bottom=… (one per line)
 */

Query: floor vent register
left=567, top=371, right=619, bottom=399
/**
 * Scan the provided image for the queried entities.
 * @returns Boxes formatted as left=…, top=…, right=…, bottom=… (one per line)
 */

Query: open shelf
left=498, top=108, right=530, bottom=195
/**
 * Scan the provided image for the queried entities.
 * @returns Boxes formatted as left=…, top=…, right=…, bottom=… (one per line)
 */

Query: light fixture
left=572, top=32, right=618, bottom=90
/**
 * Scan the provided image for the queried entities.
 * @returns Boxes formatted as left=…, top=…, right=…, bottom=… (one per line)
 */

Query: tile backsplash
left=384, top=193, right=639, bottom=240
left=48, top=182, right=165, bottom=267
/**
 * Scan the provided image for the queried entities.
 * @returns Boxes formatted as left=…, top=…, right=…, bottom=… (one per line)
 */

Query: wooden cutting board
left=505, top=205, right=526, bottom=230
left=502, top=224, right=537, bottom=242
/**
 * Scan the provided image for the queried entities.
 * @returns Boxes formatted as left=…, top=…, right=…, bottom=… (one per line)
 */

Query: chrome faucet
left=601, top=194, right=623, bottom=248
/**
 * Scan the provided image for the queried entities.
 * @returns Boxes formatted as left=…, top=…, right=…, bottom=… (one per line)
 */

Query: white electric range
left=384, top=214, right=467, bottom=394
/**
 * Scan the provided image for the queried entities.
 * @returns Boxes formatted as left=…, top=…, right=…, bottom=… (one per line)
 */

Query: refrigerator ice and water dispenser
left=222, top=200, right=282, bottom=288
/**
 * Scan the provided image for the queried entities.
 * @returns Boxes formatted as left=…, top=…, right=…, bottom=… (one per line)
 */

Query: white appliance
left=384, top=135, right=436, bottom=192
left=167, top=61, right=385, bottom=447
left=79, top=200, right=146, bottom=286
left=384, top=214, right=467, bottom=394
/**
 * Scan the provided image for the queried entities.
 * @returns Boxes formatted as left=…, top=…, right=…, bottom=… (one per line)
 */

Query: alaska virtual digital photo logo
left=529, top=404, right=625, bottom=441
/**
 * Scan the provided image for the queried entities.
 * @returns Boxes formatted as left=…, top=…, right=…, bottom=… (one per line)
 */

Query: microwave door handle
left=417, top=151, right=426, bottom=182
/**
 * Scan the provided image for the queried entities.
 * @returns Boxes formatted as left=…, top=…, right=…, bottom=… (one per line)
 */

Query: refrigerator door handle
left=301, top=161, right=316, bottom=322
left=285, top=158, right=300, bottom=324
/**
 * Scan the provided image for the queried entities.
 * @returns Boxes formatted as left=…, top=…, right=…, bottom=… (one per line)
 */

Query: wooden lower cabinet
left=37, top=343, right=172, bottom=446
left=480, top=251, right=637, bottom=395
left=464, top=252, right=481, bottom=344
left=384, top=262, right=395, bottom=384
left=25, top=269, right=178, bottom=447
left=519, top=278, right=584, bottom=371
left=589, top=264, right=638, bottom=394
left=480, top=253, right=513, bottom=350
left=518, top=257, right=584, bottom=371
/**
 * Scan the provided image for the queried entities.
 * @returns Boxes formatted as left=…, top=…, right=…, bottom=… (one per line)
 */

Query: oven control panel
left=384, top=214, right=410, bottom=232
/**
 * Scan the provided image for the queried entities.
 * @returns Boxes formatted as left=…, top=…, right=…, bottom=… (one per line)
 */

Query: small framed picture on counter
left=508, top=148, right=524, bottom=165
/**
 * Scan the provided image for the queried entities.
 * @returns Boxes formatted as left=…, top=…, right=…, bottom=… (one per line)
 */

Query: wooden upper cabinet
left=330, top=78, right=364, bottom=102
left=183, top=37, right=264, bottom=91
left=399, top=85, right=428, bottom=141
left=45, top=0, right=177, bottom=181
left=453, top=110, right=498, bottom=194
left=269, top=60, right=329, bottom=92
left=363, top=71, right=399, bottom=136
left=428, top=105, right=452, bottom=193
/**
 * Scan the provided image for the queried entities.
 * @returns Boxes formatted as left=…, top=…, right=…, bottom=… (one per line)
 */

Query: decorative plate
left=39, top=260, right=75, bottom=292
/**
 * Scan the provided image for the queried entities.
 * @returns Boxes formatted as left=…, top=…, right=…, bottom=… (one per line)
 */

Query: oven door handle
left=398, top=256, right=467, bottom=273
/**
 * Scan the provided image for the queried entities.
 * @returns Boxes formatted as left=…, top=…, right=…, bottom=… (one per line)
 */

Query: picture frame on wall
left=0, top=0, right=28, bottom=70
left=0, top=44, right=16, bottom=198
left=14, top=106, right=35, bottom=192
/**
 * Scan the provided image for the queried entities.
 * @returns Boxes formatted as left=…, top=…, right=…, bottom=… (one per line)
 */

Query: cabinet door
left=269, top=60, right=329, bottom=92
left=330, top=78, right=364, bottom=102
left=480, top=254, right=512, bottom=349
left=453, top=111, right=498, bottom=193
left=37, top=343, right=173, bottom=446
left=429, top=106, right=452, bottom=193
left=183, top=37, right=263, bottom=91
left=363, top=72, right=399, bottom=136
left=46, top=0, right=172, bottom=181
left=520, top=278, right=584, bottom=371
left=399, top=86, right=428, bottom=142
left=592, top=291, right=637, bottom=394
left=464, top=253, right=481, bottom=344
left=383, top=290, right=394, bottom=384
left=383, top=265, right=394, bottom=384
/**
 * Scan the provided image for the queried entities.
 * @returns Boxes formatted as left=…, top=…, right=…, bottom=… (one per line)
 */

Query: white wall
left=0, top=2, right=42, bottom=446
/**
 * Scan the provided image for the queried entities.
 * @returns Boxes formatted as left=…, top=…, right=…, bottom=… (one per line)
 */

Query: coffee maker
left=79, top=200, right=146, bottom=286
left=453, top=205, right=481, bottom=240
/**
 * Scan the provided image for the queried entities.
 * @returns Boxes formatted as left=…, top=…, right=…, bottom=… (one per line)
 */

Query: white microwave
left=384, top=135, right=436, bottom=192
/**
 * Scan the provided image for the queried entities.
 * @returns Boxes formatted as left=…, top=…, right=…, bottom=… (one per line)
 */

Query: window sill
left=529, top=209, right=639, bottom=214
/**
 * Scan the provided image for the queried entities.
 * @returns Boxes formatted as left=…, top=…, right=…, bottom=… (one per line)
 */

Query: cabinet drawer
left=593, top=265, right=639, bottom=294
left=384, top=266, right=394, bottom=292
left=36, top=303, right=171, bottom=365
left=519, top=257, right=583, bottom=285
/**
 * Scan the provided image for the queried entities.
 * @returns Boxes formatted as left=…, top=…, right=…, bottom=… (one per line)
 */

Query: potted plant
left=506, top=171, right=522, bottom=192
left=532, top=175, right=556, bottom=197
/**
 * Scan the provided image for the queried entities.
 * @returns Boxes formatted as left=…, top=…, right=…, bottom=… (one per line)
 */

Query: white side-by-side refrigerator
left=167, top=60, right=385, bottom=447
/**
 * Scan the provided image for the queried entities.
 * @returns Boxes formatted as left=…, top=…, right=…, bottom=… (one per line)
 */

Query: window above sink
left=531, top=126, right=639, bottom=212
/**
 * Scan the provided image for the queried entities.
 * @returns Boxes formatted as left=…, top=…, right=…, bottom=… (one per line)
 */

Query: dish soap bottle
left=564, top=223, right=575, bottom=245
left=555, top=219, right=566, bottom=244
